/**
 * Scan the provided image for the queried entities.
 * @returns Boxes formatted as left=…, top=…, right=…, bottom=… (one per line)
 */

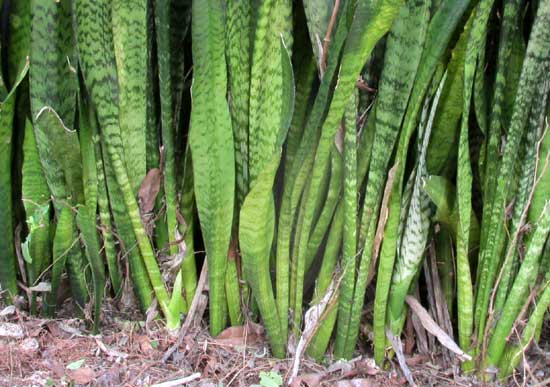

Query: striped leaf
left=275, top=0, right=351, bottom=344
left=0, top=87, right=18, bottom=296
left=386, top=74, right=444, bottom=339
left=75, top=0, right=175, bottom=327
left=486, top=202, right=550, bottom=366
left=190, top=0, right=235, bottom=335
left=474, top=0, right=550, bottom=348
left=22, top=119, right=52, bottom=293
left=30, top=0, right=81, bottom=207
left=302, top=0, right=336, bottom=67
left=112, top=0, right=148, bottom=194
left=336, top=0, right=425, bottom=359
left=7, top=0, right=30, bottom=87
left=77, top=205, right=106, bottom=333
left=240, top=35, right=295, bottom=355
left=226, top=0, right=252, bottom=207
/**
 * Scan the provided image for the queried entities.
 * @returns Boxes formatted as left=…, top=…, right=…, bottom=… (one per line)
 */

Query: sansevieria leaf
left=190, top=0, right=235, bottom=336
left=22, top=119, right=52, bottom=301
left=75, top=0, right=175, bottom=327
left=240, top=35, right=295, bottom=356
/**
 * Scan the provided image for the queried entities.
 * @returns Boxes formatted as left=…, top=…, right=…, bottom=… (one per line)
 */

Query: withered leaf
left=67, top=367, right=96, bottom=385
left=214, top=322, right=265, bottom=346
left=336, top=379, right=375, bottom=387
left=138, top=168, right=162, bottom=214
left=289, top=373, right=323, bottom=387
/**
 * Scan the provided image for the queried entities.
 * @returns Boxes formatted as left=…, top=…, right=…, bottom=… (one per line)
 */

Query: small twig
left=428, top=242, right=454, bottom=366
left=387, top=329, right=417, bottom=387
left=35, top=106, right=76, bottom=133
left=162, top=263, right=209, bottom=363
left=367, top=163, right=398, bottom=285
left=356, top=78, right=377, bottom=93
left=150, top=373, right=201, bottom=387
left=319, top=0, right=340, bottom=76
left=532, top=377, right=550, bottom=387
left=93, top=337, right=128, bottom=359
left=288, top=275, right=341, bottom=384
left=506, top=286, right=539, bottom=343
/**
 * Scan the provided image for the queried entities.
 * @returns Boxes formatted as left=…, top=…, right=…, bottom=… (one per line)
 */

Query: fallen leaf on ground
left=289, top=373, right=323, bottom=387
left=0, top=322, right=24, bottom=338
left=58, top=322, right=85, bottom=336
left=67, top=367, right=96, bottom=384
left=96, top=368, right=124, bottom=386
left=406, top=354, right=430, bottom=367
left=328, top=357, right=362, bottom=374
left=355, top=358, right=378, bottom=376
left=66, top=359, right=86, bottom=370
left=137, top=335, right=155, bottom=355
left=20, top=337, right=39, bottom=353
left=94, top=337, right=129, bottom=359
left=45, top=321, right=63, bottom=337
left=214, top=322, right=264, bottom=346
left=336, top=379, right=374, bottom=387
left=24, top=320, right=46, bottom=337
left=0, top=305, right=16, bottom=317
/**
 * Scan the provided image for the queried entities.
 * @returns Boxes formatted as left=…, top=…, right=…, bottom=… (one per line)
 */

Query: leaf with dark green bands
left=112, top=0, right=148, bottom=194
left=77, top=205, right=106, bottom=333
left=22, top=119, right=52, bottom=286
left=190, top=0, right=235, bottom=335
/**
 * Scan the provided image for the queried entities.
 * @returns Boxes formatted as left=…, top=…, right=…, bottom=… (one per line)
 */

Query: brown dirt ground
left=0, top=302, right=548, bottom=387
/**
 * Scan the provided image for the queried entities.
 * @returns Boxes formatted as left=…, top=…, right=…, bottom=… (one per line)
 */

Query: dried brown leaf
left=405, top=296, right=471, bottom=361
left=405, top=354, right=430, bottom=367
left=334, top=124, right=344, bottom=153
left=214, top=322, right=264, bottom=346
left=67, top=367, right=96, bottom=385
left=139, top=168, right=162, bottom=214
left=0, top=322, right=24, bottom=338
left=162, top=264, right=209, bottom=363
left=137, top=335, right=155, bottom=355
left=20, top=338, right=39, bottom=353
left=289, top=373, right=323, bottom=387
left=355, top=359, right=378, bottom=376
left=336, top=378, right=375, bottom=387
left=386, top=329, right=417, bottom=387
left=289, top=277, right=340, bottom=383
left=0, top=305, right=16, bottom=317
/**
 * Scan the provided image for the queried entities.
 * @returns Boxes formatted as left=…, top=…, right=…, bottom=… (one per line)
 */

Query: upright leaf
left=190, top=0, right=235, bottom=335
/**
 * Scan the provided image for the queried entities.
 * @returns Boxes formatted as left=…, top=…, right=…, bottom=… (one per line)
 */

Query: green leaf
left=112, top=0, right=148, bottom=194
left=30, top=0, right=81, bottom=208
left=190, top=0, right=235, bottom=335
left=226, top=0, right=252, bottom=207
left=336, top=0, right=425, bottom=359
left=66, top=359, right=85, bottom=370
left=240, top=154, right=284, bottom=357
left=475, top=0, right=550, bottom=350
left=75, top=0, right=174, bottom=326
left=259, top=371, right=283, bottom=387
left=0, top=63, right=29, bottom=295
left=302, top=0, right=336, bottom=66
left=7, top=0, right=30, bottom=87
left=76, top=205, right=106, bottom=333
